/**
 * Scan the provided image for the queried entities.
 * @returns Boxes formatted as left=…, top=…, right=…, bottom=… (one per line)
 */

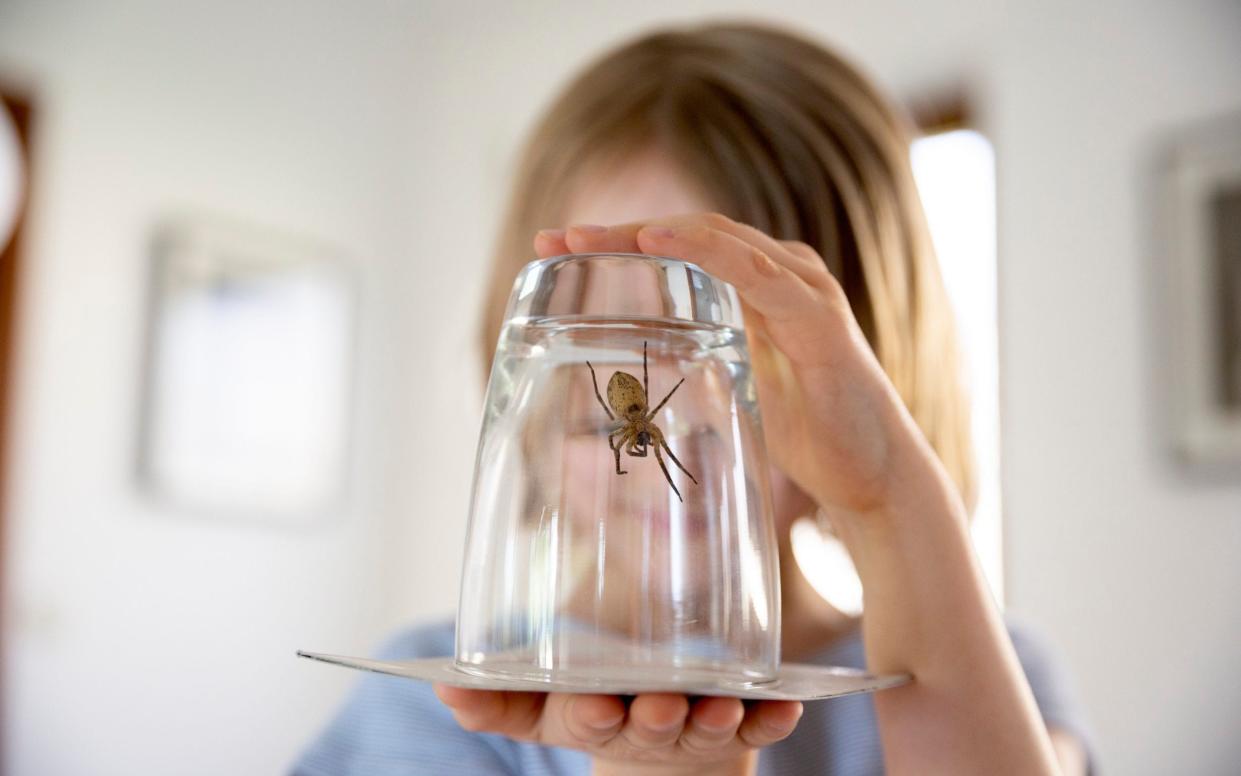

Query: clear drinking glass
left=299, top=251, right=908, bottom=699
left=454, top=252, right=781, bottom=690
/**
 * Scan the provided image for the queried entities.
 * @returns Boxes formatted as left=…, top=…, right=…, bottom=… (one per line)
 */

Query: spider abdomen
left=606, top=371, right=647, bottom=419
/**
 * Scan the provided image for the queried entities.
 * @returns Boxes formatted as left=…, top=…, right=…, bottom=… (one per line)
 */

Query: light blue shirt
left=291, top=618, right=1093, bottom=775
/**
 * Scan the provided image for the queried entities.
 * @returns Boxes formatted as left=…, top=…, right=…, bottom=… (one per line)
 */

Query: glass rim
left=506, top=251, right=745, bottom=330
left=524, top=251, right=707, bottom=272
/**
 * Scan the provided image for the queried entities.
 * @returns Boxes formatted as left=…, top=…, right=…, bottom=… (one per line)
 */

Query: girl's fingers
left=558, top=216, right=706, bottom=257
left=552, top=217, right=830, bottom=320
left=635, top=224, right=824, bottom=325
left=736, top=700, right=804, bottom=748
left=433, top=685, right=506, bottom=732
left=552, top=214, right=830, bottom=288
left=620, top=693, right=690, bottom=750
left=679, top=696, right=746, bottom=754
left=699, top=215, right=829, bottom=288
left=563, top=222, right=647, bottom=255
left=436, top=684, right=800, bottom=762
left=433, top=685, right=544, bottom=739
left=534, top=228, right=570, bottom=257
left=532, top=215, right=848, bottom=366
left=555, top=693, right=628, bottom=745
left=776, top=238, right=834, bottom=284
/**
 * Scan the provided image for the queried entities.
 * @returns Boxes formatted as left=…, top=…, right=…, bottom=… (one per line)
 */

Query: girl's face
left=551, top=148, right=817, bottom=541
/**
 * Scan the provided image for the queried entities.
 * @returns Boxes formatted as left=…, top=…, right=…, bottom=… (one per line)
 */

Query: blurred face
left=550, top=147, right=817, bottom=542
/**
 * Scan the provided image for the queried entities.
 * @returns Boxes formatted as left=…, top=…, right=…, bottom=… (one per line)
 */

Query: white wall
left=1, top=1, right=1238, bottom=775
left=0, top=3, right=480, bottom=774
left=995, top=2, right=1241, bottom=774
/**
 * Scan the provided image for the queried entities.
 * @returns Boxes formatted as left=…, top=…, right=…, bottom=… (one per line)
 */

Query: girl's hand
left=534, top=215, right=924, bottom=516
left=432, top=685, right=802, bottom=773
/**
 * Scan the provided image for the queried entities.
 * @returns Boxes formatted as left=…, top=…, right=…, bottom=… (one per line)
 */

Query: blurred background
left=1, top=1, right=1239, bottom=774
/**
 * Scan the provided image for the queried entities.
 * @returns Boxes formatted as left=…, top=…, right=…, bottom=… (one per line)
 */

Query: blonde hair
left=478, top=20, right=976, bottom=512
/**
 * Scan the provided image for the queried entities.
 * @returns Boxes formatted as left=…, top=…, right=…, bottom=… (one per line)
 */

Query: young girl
left=293, top=21, right=1092, bottom=776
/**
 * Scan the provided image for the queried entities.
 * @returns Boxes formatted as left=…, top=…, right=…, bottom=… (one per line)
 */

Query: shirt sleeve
left=289, top=625, right=519, bottom=776
left=1007, top=619, right=1097, bottom=775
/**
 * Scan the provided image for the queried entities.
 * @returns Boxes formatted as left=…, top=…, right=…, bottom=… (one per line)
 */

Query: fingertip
left=571, top=693, right=627, bottom=731
left=631, top=692, right=690, bottom=731
left=789, top=700, right=806, bottom=721
left=432, top=683, right=462, bottom=705
left=758, top=699, right=804, bottom=734
left=690, top=695, right=745, bottom=732
left=433, top=684, right=491, bottom=710
left=534, top=228, right=569, bottom=257
left=562, top=225, right=601, bottom=253
left=737, top=699, right=803, bottom=748
left=556, top=693, right=625, bottom=746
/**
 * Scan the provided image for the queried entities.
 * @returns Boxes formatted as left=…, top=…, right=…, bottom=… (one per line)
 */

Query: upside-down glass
left=298, top=251, right=908, bottom=699
left=454, top=252, right=780, bottom=689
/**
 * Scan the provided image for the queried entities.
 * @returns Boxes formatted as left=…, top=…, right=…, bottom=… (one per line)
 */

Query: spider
left=586, top=341, right=698, bottom=502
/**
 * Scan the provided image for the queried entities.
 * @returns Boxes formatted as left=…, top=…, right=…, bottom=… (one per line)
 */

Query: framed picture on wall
left=1164, top=115, right=1241, bottom=467
left=136, top=214, right=357, bottom=524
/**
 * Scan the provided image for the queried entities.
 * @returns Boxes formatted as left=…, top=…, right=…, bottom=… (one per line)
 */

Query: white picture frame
left=1165, top=116, right=1241, bottom=467
left=136, top=214, right=357, bottom=525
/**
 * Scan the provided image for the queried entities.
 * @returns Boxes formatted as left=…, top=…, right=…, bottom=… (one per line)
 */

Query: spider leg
left=651, top=425, right=698, bottom=484
left=607, top=426, right=623, bottom=452
left=652, top=442, right=684, bottom=503
left=586, top=361, right=614, bottom=420
left=642, top=340, right=648, bottom=400
left=609, top=426, right=634, bottom=475
left=646, top=377, right=686, bottom=419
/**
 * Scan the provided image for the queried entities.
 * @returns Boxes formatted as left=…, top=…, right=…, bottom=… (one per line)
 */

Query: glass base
left=454, top=659, right=778, bottom=692
left=297, top=649, right=911, bottom=701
